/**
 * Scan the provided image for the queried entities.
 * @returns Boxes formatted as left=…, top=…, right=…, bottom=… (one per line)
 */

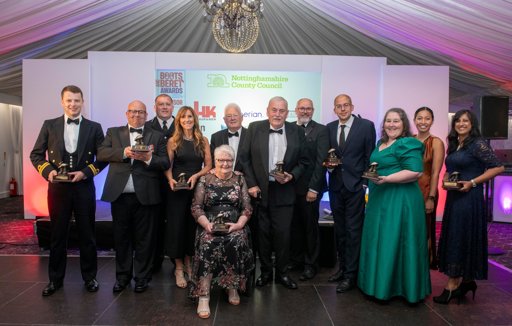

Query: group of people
left=30, top=85, right=504, bottom=319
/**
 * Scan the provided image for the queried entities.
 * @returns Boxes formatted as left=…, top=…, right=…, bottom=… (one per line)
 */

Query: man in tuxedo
left=240, top=96, right=309, bottom=290
left=145, top=94, right=175, bottom=272
left=210, top=103, right=246, bottom=172
left=289, top=98, right=329, bottom=281
left=98, top=100, right=169, bottom=294
left=30, top=85, right=107, bottom=296
left=326, top=94, right=376, bottom=293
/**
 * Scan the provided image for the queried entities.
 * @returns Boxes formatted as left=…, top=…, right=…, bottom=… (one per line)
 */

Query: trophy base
left=322, top=162, right=340, bottom=169
left=212, top=224, right=229, bottom=235
left=54, top=175, right=73, bottom=183
left=131, top=146, right=151, bottom=152
left=362, top=173, right=380, bottom=182
left=443, top=181, right=462, bottom=190
left=174, top=183, right=190, bottom=191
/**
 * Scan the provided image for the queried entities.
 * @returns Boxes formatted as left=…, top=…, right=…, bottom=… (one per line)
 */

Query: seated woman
left=190, top=144, right=254, bottom=319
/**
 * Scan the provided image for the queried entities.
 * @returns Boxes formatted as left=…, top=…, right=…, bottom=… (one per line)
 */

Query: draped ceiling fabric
left=1, top=0, right=511, bottom=111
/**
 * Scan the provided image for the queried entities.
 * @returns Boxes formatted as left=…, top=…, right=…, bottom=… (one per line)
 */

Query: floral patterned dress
left=190, top=172, right=254, bottom=296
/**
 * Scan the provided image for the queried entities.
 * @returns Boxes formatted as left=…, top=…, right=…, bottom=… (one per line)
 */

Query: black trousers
left=152, top=180, right=168, bottom=270
left=47, top=180, right=97, bottom=283
left=111, top=193, right=157, bottom=283
left=329, top=184, right=365, bottom=280
left=258, top=182, right=294, bottom=276
left=290, top=194, right=321, bottom=268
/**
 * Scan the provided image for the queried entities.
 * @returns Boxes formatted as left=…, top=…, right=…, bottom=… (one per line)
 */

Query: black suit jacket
left=240, top=120, right=309, bottom=207
left=210, top=127, right=247, bottom=171
left=145, top=116, right=175, bottom=141
left=98, top=126, right=170, bottom=205
left=295, top=120, right=329, bottom=195
left=326, top=115, right=376, bottom=192
left=30, top=115, right=107, bottom=180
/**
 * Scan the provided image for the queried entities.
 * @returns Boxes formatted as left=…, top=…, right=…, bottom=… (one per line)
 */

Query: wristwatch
left=470, top=179, right=477, bottom=187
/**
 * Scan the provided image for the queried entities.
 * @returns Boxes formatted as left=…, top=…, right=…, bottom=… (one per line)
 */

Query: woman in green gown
left=358, top=108, right=431, bottom=303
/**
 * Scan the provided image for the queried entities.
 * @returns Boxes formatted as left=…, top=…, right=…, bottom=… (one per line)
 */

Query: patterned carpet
left=1, top=196, right=511, bottom=270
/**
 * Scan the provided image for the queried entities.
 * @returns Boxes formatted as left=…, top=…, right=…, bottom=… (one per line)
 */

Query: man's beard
left=297, top=116, right=312, bottom=125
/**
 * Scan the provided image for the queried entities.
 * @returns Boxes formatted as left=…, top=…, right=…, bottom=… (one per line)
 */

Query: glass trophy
left=443, top=171, right=463, bottom=190
left=322, top=148, right=342, bottom=168
left=131, top=134, right=150, bottom=152
left=211, top=212, right=230, bottom=235
left=362, top=162, right=380, bottom=181
left=54, top=163, right=73, bottom=182
left=269, top=160, right=285, bottom=178
left=174, top=172, right=190, bottom=190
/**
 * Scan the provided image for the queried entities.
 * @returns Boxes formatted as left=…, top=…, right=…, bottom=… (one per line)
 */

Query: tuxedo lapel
left=55, top=116, right=66, bottom=159
left=76, top=118, right=91, bottom=163
left=283, top=123, right=296, bottom=164
left=259, top=121, right=270, bottom=174
left=345, top=117, right=360, bottom=149
left=120, top=126, right=131, bottom=148
left=222, top=129, right=229, bottom=145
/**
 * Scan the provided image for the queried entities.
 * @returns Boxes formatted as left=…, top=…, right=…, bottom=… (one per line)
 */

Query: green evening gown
left=358, top=137, right=431, bottom=303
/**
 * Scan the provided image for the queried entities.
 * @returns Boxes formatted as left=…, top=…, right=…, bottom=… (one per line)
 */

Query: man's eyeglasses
left=127, top=110, right=146, bottom=115
left=297, top=107, right=313, bottom=112
left=335, top=103, right=352, bottom=110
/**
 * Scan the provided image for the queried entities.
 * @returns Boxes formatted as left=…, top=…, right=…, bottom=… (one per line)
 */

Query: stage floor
left=0, top=255, right=512, bottom=325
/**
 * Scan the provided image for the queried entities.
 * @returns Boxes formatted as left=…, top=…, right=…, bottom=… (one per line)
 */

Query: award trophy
left=131, top=134, right=150, bottom=152
left=54, top=163, right=73, bottom=182
left=269, top=160, right=285, bottom=178
left=174, top=172, right=190, bottom=190
left=322, top=148, right=342, bottom=168
left=443, top=172, right=463, bottom=190
left=362, top=162, right=380, bottom=182
left=212, top=212, right=230, bottom=235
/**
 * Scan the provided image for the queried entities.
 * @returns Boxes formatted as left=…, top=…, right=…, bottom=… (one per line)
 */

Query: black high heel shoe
left=433, top=287, right=462, bottom=304
left=460, top=281, right=477, bottom=300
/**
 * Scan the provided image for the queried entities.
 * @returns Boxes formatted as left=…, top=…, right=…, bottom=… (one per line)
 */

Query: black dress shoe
left=336, top=278, right=356, bottom=293
left=85, top=279, right=99, bottom=292
left=276, top=275, right=298, bottom=290
left=113, top=281, right=129, bottom=293
left=299, top=266, right=316, bottom=281
left=134, top=280, right=149, bottom=293
left=255, top=273, right=273, bottom=287
left=328, top=268, right=344, bottom=282
left=42, top=281, right=63, bottom=297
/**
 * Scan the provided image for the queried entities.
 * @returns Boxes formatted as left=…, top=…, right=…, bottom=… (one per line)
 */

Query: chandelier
left=199, top=0, right=263, bottom=53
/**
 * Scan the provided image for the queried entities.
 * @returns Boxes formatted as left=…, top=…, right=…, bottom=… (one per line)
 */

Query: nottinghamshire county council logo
left=207, top=74, right=230, bottom=88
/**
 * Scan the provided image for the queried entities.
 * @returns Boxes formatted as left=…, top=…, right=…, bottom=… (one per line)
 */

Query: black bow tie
left=67, top=118, right=79, bottom=125
left=301, top=124, right=307, bottom=128
left=130, top=127, right=143, bottom=134
left=228, top=131, right=239, bottom=138
left=269, top=129, right=283, bottom=134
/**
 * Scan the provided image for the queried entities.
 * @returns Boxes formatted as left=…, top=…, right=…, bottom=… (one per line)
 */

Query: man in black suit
left=145, top=94, right=175, bottom=272
left=289, top=98, right=329, bottom=281
left=326, top=94, right=376, bottom=293
left=210, top=103, right=246, bottom=172
left=240, top=96, right=309, bottom=290
left=30, top=85, right=107, bottom=296
left=98, top=100, right=169, bottom=294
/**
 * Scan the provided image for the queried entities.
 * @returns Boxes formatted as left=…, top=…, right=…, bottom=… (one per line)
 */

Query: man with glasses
left=210, top=103, right=246, bottom=172
left=326, top=94, right=376, bottom=293
left=240, top=96, right=309, bottom=290
left=98, top=100, right=169, bottom=294
left=146, top=94, right=175, bottom=272
left=30, top=85, right=107, bottom=296
left=289, top=98, right=329, bottom=281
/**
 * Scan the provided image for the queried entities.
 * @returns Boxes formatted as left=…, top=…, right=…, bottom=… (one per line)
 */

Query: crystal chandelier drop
left=199, top=0, right=263, bottom=53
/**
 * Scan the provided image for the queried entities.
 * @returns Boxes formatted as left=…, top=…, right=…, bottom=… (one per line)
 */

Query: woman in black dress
left=164, top=106, right=212, bottom=289
left=434, top=110, right=504, bottom=304
left=190, top=145, right=254, bottom=319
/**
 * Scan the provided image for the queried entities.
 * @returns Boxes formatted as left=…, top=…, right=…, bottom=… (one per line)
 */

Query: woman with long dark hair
left=434, top=109, right=503, bottom=304
left=414, top=107, right=445, bottom=269
left=164, top=106, right=212, bottom=289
